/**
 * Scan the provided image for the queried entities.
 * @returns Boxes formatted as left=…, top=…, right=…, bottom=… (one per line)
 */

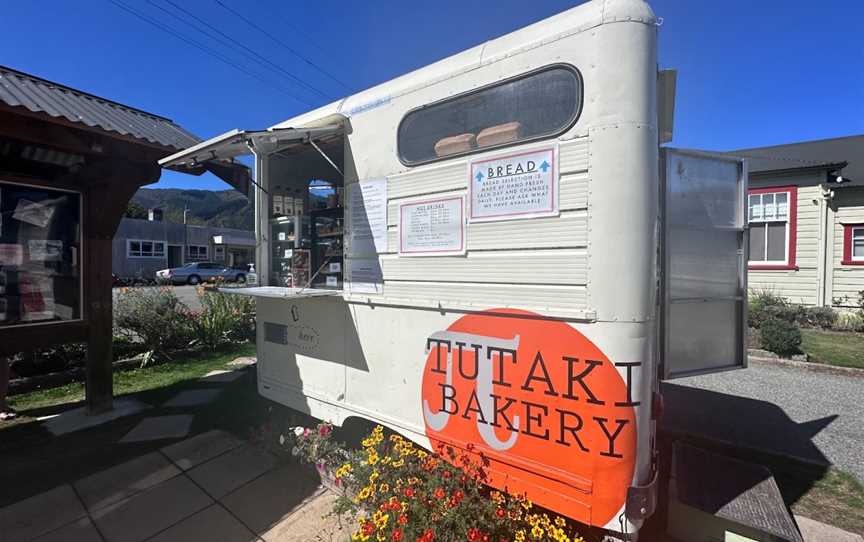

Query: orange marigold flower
left=495, top=508, right=506, bottom=519
left=403, top=487, right=416, bottom=498
left=433, top=488, right=446, bottom=499
left=398, top=514, right=408, bottom=525
left=391, top=528, right=403, bottom=542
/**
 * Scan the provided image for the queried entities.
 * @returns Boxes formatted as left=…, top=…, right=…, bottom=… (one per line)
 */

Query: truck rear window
left=397, top=65, right=582, bottom=165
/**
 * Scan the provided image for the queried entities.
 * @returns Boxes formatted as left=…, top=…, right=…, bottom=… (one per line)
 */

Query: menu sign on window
left=399, top=196, right=465, bottom=256
left=348, top=178, right=387, bottom=256
left=469, top=147, right=558, bottom=222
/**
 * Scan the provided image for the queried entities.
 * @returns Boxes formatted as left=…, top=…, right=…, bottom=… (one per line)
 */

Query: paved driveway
left=113, top=286, right=204, bottom=311
left=661, top=359, right=864, bottom=482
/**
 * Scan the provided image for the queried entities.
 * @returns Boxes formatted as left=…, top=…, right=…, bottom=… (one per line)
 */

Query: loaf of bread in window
left=434, top=133, right=476, bottom=157
left=476, top=121, right=522, bottom=147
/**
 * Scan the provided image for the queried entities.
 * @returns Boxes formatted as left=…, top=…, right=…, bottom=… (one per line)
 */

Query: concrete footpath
left=0, top=430, right=348, bottom=542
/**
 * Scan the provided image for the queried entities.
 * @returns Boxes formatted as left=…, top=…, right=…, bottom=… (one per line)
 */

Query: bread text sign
left=469, top=147, right=558, bottom=222
left=421, top=309, right=638, bottom=527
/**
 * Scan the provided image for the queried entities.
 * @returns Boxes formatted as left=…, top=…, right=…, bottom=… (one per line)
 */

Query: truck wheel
left=188, top=275, right=200, bottom=286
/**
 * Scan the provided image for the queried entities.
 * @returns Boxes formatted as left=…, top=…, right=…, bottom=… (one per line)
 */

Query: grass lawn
left=9, top=343, right=256, bottom=413
left=800, top=329, right=864, bottom=369
left=789, top=467, right=864, bottom=535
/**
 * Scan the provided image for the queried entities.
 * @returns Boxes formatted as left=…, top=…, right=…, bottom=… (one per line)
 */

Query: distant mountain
left=131, top=188, right=254, bottom=230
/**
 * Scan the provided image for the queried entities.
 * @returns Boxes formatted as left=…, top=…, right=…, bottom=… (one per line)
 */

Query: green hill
left=130, top=188, right=254, bottom=230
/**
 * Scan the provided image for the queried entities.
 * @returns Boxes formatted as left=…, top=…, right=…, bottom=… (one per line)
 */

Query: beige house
left=730, top=135, right=864, bottom=308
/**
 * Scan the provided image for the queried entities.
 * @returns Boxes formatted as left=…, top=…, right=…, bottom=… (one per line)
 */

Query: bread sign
left=421, top=309, right=638, bottom=526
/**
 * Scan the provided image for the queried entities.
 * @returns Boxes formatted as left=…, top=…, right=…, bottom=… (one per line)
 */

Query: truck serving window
left=398, top=65, right=582, bottom=165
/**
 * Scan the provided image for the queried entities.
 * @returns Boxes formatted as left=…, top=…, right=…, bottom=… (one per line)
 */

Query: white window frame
left=127, top=239, right=166, bottom=259
left=214, top=246, right=225, bottom=260
left=852, top=226, right=864, bottom=262
left=187, top=244, right=209, bottom=261
left=748, top=190, right=791, bottom=266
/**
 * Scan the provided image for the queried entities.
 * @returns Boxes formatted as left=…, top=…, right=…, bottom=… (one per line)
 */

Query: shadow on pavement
left=650, top=381, right=835, bottom=539
left=660, top=381, right=835, bottom=468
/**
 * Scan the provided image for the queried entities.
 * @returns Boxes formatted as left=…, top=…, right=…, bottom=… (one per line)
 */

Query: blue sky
left=3, top=0, right=862, bottom=190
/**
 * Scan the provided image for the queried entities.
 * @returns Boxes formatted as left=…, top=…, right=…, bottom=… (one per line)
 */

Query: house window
left=748, top=186, right=797, bottom=270
left=187, top=245, right=209, bottom=261
left=128, top=240, right=165, bottom=258
left=397, top=65, right=582, bottom=165
left=214, top=246, right=225, bottom=261
left=842, top=224, right=864, bottom=265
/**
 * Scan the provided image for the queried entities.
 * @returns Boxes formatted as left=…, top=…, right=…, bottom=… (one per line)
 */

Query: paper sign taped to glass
left=28, top=240, right=63, bottom=262
left=13, top=199, right=58, bottom=228
left=0, top=244, right=24, bottom=266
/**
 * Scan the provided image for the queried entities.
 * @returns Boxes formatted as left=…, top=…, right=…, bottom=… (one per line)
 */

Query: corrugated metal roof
left=0, top=65, right=200, bottom=151
left=726, top=134, right=864, bottom=181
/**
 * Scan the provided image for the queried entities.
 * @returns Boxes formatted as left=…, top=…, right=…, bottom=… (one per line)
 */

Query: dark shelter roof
left=727, top=134, right=864, bottom=182
left=0, top=65, right=200, bottom=151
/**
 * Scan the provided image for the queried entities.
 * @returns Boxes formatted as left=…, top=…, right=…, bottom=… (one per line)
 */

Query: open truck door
left=661, top=148, right=748, bottom=379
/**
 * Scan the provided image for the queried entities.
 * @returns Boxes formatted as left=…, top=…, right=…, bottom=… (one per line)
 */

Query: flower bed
left=286, top=423, right=584, bottom=542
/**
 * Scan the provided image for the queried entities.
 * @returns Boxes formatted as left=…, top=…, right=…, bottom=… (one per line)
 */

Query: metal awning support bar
left=308, top=138, right=343, bottom=178
left=158, top=124, right=344, bottom=169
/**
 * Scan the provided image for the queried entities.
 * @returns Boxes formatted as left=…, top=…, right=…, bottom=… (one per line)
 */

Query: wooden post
left=83, top=162, right=160, bottom=414
left=85, top=235, right=115, bottom=414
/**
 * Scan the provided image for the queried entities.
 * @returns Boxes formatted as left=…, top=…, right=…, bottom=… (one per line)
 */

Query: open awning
left=159, top=124, right=343, bottom=196
left=159, top=125, right=343, bottom=169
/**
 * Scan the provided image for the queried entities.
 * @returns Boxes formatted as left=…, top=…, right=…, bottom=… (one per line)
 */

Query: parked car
left=156, top=262, right=246, bottom=285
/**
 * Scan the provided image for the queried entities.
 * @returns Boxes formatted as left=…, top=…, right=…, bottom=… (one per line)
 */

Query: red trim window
left=842, top=224, right=864, bottom=266
left=748, top=186, right=797, bottom=270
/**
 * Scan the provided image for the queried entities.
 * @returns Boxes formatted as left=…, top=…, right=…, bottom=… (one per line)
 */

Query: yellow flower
left=351, top=530, right=370, bottom=541
left=376, top=533, right=386, bottom=542
left=417, top=450, right=428, bottom=459
left=400, top=501, right=408, bottom=512
left=357, top=486, right=372, bottom=500
left=362, top=438, right=375, bottom=448
left=369, top=471, right=380, bottom=484
left=392, top=459, right=405, bottom=468
left=554, top=517, right=566, bottom=528
left=379, top=483, right=390, bottom=494
left=490, top=491, right=504, bottom=505
left=531, top=525, right=544, bottom=539
left=335, top=463, right=353, bottom=478
left=373, top=512, right=390, bottom=529
left=515, top=530, right=526, bottom=542
left=367, top=452, right=380, bottom=466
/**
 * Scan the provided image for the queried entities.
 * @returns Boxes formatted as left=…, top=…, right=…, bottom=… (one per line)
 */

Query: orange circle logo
left=420, top=309, right=638, bottom=527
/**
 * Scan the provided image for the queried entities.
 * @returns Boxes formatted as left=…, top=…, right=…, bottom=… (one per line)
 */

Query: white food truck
left=161, top=0, right=748, bottom=539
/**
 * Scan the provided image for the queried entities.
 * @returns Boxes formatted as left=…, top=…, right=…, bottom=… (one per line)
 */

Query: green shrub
left=760, top=318, right=802, bottom=357
left=749, top=293, right=797, bottom=328
left=748, top=290, right=839, bottom=330
left=114, top=288, right=194, bottom=357
left=835, top=311, right=864, bottom=333
left=798, top=306, right=838, bottom=329
left=191, top=289, right=256, bottom=349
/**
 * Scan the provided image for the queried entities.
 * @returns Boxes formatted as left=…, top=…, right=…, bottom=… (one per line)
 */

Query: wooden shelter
left=0, top=65, right=248, bottom=412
